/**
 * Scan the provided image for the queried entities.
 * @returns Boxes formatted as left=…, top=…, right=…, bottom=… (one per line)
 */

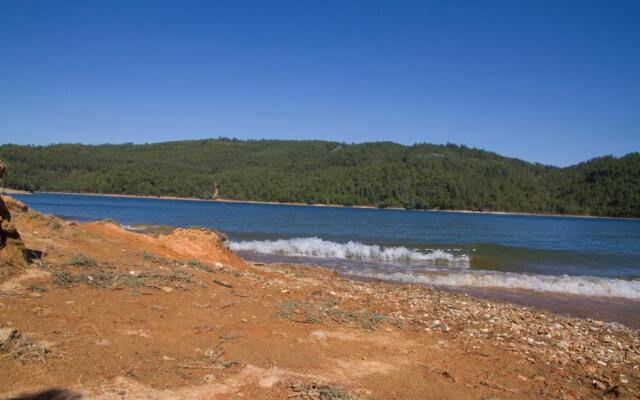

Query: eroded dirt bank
left=0, top=196, right=638, bottom=400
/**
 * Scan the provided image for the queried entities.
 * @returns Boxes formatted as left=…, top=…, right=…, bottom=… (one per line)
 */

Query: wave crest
left=229, top=237, right=470, bottom=268
left=348, top=270, right=640, bottom=299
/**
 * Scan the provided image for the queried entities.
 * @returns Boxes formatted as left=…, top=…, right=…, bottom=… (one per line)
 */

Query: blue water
left=13, top=193, right=640, bottom=299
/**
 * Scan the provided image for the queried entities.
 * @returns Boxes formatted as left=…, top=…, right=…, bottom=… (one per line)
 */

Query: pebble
left=161, top=286, right=173, bottom=293
left=0, top=327, right=16, bottom=345
left=592, top=379, right=607, bottom=390
left=309, top=330, right=328, bottom=342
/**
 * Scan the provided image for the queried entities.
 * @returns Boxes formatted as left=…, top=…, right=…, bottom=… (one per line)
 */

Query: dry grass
left=140, top=251, right=172, bottom=265
left=187, top=259, right=215, bottom=272
left=45, top=217, right=62, bottom=231
left=276, top=300, right=386, bottom=330
left=326, top=309, right=386, bottom=330
left=288, top=382, right=357, bottom=400
left=0, top=330, right=50, bottom=363
left=182, top=335, right=243, bottom=370
left=140, top=252, right=215, bottom=273
left=276, top=301, right=321, bottom=324
left=52, top=269, right=195, bottom=290
left=67, top=253, right=97, bottom=267
left=27, top=284, right=48, bottom=293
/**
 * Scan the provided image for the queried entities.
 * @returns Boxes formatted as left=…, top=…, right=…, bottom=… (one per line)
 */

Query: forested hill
left=0, top=139, right=638, bottom=217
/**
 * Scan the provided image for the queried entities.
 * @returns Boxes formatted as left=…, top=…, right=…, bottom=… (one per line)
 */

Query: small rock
left=556, top=340, right=569, bottom=350
left=0, top=327, right=17, bottom=345
left=161, top=286, right=173, bottom=293
left=592, top=379, right=607, bottom=391
left=309, top=330, right=327, bottom=341
left=29, top=292, right=42, bottom=298
left=204, top=348, right=216, bottom=358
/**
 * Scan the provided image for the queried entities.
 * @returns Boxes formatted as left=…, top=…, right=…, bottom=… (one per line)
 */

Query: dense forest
left=0, top=139, right=638, bottom=217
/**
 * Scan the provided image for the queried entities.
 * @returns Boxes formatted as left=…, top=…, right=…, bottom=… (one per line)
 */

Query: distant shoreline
left=13, top=190, right=639, bottom=220
left=1, top=188, right=31, bottom=195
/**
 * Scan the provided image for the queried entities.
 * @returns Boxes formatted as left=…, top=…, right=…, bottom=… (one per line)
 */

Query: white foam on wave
left=229, top=237, right=470, bottom=268
left=348, top=270, right=640, bottom=299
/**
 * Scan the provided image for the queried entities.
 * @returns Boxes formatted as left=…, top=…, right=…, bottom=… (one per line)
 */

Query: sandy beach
left=1, top=188, right=31, bottom=195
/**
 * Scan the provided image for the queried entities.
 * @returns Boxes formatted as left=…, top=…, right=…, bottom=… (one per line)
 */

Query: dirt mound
left=83, top=222, right=246, bottom=268
left=157, top=227, right=244, bottom=267
left=0, top=196, right=28, bottom=281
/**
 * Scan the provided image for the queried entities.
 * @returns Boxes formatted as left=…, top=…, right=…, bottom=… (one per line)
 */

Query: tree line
left=0, top=139, right=638, bottom=217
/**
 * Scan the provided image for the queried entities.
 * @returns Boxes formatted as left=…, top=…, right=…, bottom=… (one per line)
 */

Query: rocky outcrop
left=0, top=196, right=28, bottom=281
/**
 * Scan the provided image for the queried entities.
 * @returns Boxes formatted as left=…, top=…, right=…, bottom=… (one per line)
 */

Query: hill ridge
left=1, top=139, right=638, bottom=217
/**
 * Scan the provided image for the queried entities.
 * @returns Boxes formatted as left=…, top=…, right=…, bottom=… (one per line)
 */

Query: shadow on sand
left=6, top=389, right=82, bottom=400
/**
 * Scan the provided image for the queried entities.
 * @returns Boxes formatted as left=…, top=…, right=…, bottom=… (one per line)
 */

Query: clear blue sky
left=1, top=0, right=638, bottom=166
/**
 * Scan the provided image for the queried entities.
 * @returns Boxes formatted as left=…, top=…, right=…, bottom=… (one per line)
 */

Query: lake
left=13, top=193, right=640, bottom=305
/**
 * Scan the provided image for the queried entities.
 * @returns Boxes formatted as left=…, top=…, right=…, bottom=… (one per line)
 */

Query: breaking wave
left=347, top=270, right=640, bottom=299
left=229, top=237, right=470, bottom=268
left=229, top=237, right=640, bottom=299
